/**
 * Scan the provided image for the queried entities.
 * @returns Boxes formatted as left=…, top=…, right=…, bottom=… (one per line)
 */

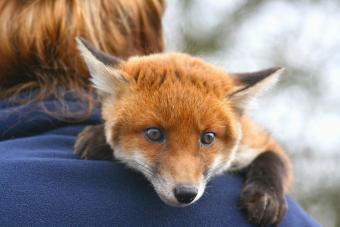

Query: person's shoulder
left=0, top=128, right=319, bottom=226
left=0, top=93, right=100, bottom=141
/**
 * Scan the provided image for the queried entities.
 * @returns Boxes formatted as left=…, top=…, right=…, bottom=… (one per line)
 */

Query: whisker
left=133, top=160, right=154, bottom=176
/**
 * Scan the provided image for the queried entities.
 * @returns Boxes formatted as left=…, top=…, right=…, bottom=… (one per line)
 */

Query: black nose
left=174, top=185, right=198, bottom=204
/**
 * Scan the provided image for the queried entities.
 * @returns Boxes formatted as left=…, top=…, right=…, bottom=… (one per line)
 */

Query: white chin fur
left=151, top=175, right=206, bottom=207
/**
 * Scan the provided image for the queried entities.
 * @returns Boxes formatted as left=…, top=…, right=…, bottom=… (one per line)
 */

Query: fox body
left=75, top=38, right=292, bottom=226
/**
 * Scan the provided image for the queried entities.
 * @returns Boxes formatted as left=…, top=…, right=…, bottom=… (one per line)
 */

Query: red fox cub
left=75, top=38, right=292, bottom=226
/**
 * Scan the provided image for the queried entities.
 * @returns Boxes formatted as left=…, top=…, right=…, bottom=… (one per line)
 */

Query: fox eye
left=200, top=132, right=215, bottom=146
left=144, top=128, right=165, bottom=144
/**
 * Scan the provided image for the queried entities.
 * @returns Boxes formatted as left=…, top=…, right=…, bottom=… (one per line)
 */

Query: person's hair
left=0, top=0, right=165, bottom=120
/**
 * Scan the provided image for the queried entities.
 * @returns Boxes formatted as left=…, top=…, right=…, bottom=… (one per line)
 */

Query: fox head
left=77, top=38, right=283, bottom=206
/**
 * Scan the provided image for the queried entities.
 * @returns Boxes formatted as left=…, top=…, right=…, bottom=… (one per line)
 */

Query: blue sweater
left=0, top=96, right=319, bottom=226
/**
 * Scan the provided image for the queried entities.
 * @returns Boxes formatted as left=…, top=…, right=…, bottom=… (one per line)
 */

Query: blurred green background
left=163, top=1, right=340, bottom=226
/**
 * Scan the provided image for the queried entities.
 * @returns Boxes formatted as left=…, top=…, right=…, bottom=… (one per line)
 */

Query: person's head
left=0, top=0, right=165, bottom=119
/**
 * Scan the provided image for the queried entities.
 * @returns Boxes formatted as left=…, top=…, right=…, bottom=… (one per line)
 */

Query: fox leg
left=234, top=118, right=292, bottom=227
left=239, top=150, right=289, bottom=227
left=74, top=124, right=113, bottom=160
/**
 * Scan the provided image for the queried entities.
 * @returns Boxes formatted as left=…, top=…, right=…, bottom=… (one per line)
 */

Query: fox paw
left=74, top=124, right=113, bottom=160
left=240, top=183, right=287, bottom=227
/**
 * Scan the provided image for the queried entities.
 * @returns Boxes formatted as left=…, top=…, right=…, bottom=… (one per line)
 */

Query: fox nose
left=174, top=185, right=198, bottom=204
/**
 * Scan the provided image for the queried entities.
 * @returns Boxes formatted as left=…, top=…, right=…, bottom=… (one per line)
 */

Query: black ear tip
left=76, top=36, right=84, bottom=44
left=76, top=36, right=123, bottom=67
left=271, top=66, right=285, bottom=74
left=256, top=67, right=285, bottom=76
left=76, top=36, right=93, bottom=50
left=232, top=66, right=285, bottom=87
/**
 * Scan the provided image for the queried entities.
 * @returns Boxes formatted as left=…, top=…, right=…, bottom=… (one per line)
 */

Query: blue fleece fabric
left=0, top=98, right=320, bottom=227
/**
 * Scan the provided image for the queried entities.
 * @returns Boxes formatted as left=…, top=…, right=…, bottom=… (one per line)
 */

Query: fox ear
left=229, top=67, right=284, bottom=114
left=76, top=37, right=127, bottom=97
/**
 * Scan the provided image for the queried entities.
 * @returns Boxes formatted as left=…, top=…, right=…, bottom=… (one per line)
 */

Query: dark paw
left=240, top=183, right=287, bottom=227
left=74, top=124, right=113, bottom=160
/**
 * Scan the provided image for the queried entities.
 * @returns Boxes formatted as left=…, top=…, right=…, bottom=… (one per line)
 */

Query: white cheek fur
left=113, top=146, right=154, bottom=180
left=206, top=122, right=243, bottom=179
left=104, top=122, right=153, bottom=179
left=210, top=122, right=263, bottom=173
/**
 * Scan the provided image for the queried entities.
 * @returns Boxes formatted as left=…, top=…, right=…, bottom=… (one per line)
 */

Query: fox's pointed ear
left=76, top=37, right=127, bottom=97
left=229, top=67, right=284, bottom=114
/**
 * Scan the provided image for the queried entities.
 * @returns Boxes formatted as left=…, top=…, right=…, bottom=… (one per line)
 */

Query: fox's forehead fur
left=120, top=53, right=235, bottom=98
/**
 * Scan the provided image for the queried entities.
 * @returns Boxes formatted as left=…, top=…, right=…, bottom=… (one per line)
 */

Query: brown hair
left=0, top=0, right=165, bottom=120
